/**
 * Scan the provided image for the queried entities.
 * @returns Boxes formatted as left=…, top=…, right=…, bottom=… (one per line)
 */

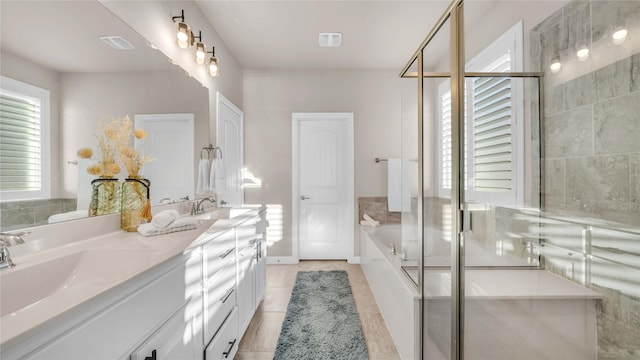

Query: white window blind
left=471, top=51, right=512, bottom=192
left=438, top=21, right=523, bottom=205
left=0, top=76, right=50, bottom=200
left=440, top=90, right=452, bottom=191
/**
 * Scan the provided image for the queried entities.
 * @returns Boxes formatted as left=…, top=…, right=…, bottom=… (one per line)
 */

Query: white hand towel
left=196, top=159, right=211, bottom=195
left=137, top=216, right=198, bottom=237
left=388, top=159, right=411, bottom=212
left=151, top=209, right=180, bottom=229
left=210, top=158, right=227, bottom=195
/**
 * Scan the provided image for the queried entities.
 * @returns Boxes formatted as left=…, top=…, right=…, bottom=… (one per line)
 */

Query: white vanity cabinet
left=20, top=250, right=203, bottom=360
left=235, top=212, right=268, bottom=335
left=204, top=307, right=239, bottom=360
left=130, top=291, right=204, bottom=360
left=203, top=228, right=237, bottom=344
left=2, top=208, right=268, bottom=360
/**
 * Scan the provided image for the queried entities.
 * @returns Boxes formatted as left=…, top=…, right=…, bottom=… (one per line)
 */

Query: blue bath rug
left=273, top=270, right=369, bottom=360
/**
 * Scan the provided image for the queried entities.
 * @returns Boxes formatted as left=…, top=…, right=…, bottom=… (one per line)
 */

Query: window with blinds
left=471, top=51, right=512, bottom=192
left=438, top=22, right=523, bottom=205
left=0, top=76, right=50, bottom=200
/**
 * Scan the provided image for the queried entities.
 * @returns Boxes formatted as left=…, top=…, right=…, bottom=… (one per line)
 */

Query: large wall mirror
left=0, top=0, right=210, bottom=231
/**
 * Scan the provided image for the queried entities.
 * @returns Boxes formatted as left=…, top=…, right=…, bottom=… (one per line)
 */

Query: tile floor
left=234, top=261, right=401, bottom=360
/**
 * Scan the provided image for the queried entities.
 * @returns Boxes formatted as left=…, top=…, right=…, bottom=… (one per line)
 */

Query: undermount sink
left=0, top=248, right=149, bottom=317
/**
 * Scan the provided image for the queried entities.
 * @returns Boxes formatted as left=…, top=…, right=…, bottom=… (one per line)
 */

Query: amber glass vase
left=121, top=176, right=151, bottom=232
left=89, top=177, right=121, bottom=216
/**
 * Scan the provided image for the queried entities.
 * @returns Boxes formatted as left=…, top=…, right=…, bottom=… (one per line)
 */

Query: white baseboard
left=267, top=256, right=300, bottom=265
left=348, top=256, right=361, bottom=264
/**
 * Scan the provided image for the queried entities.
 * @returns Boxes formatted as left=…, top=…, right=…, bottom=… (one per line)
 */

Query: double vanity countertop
left=0, top=206, right=264, bottom=349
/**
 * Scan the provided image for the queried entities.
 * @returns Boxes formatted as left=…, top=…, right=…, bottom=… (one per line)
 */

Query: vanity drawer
left=204, top=307, right=239, bottom=360
left=203, top=233, right=236, bottom=284
left=204, top=265, right=237, bottom=342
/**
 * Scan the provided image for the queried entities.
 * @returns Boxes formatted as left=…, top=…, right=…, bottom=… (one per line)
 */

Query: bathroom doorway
left=134, top=113, right=194, bottom=204
left=292, top=112, right=354, bottom=260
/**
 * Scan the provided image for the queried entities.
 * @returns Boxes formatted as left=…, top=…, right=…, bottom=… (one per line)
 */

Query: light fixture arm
left=207, top=46, right=216, bottom=56
left=194, top=31, right=202, bottom=42
left=172, top=9, right=185, bottom=23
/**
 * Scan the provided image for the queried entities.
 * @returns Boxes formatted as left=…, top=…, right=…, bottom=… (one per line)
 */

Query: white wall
left=1, top=51, right=62, bottom=198
left=59, top=70, right=208, bottom=198
left=100, top=0, right=244, bottom=143
left=243, top=69, right=402, bottom=257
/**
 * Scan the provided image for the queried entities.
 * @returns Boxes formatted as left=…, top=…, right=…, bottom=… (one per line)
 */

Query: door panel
left=294, top=113, right=354, bottom=260
left=216, top=93, right=243, bottom=207
left=135, top=114, right=194, bottom=204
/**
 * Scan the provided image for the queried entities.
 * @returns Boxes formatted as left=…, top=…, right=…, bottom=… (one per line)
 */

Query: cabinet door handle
left=220, top=286, right=235, bottom=303
left=219, top=247, right=235, bottom=259
left=223, top=339, right=237, bottom=358
left=144, top=349, right=157, bottom=360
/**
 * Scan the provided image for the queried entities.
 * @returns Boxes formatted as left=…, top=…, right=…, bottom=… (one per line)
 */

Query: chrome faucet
left=385, top=242, right=396, bottom=255
left=191, top=197, right=216, bottom=215
left=0, top=232, right=25, bottom=270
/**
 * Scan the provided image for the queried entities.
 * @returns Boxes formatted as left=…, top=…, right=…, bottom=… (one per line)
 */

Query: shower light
left=550, top=58, right=561, bottom=73
left=208, top=46, right=219, bottom=77
left=612, top=28, right=628, bottom=45
left=576, top=45, right=589, bottom=61
left=172, top=10, right=193, bottom=49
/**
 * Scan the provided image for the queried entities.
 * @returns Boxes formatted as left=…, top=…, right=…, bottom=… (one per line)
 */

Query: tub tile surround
left=1, top=199, right=77, bottom=231
left=531, top=0, right=640, bottom=358
left=358, top=197, right=401, bottom=224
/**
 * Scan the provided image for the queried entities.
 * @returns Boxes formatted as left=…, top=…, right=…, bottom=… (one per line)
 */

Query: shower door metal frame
left=399, top=1, right=544, bottom=359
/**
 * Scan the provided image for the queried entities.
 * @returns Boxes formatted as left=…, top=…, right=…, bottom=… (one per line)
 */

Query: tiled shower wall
left=531, top=1, right=640, bottom=359
left=531, top=0, right=640, bottom=225
left=0, top=199, right=77, bottom=231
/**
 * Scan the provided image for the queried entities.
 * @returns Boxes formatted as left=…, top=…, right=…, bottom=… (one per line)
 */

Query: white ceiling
left=195, top=1, right=452, bottom=70
left=0, top=1, right=175, bottom=73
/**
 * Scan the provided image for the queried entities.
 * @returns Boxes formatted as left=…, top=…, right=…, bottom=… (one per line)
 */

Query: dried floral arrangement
left=77, top=116, right=153, bottom=178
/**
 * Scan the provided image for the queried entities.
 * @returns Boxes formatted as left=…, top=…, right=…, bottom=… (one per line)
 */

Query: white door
left=216, top=93, right=243, bottom=207
left=135, top=114, right=194, bottom=204
left=293, top=113, right=354, bottom=260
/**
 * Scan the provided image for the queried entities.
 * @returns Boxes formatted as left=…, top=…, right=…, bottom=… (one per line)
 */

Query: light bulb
left=176, top=22, right=191, bottom=49
left=195, top=42, right=206, bottom=64
left=550, top=59, right=561, bottom=73
left=576, top=46, right=589, bottom=61
left=209, top=57, right=219, bottom=77
left=612, top=28, right=627, bottom=45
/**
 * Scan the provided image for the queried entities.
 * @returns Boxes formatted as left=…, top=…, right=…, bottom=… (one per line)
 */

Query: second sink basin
left=0, top=248, right=150, bottom=317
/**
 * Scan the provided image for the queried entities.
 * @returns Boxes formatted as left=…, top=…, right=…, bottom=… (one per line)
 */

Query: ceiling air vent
left=99, top=35, right=135, bottom=50
left=319, top=32, right=342, bottom=47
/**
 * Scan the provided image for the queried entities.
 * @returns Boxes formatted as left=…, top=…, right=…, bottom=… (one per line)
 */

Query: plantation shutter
left=440, top=90, right=452, bottom=191
left=472, top=51, right=512, bottom=192
left=0, top=92, right=42, bottom=191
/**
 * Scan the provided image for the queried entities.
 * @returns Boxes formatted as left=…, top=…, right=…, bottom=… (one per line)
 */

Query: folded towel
left=196, top=158, right=211, bottom=196
left=210, top=158, right=227, bottom=195
left=137, top=216, right=198, bottom=237
left=360, top=214, right=380, bottom=227
left=151, top=209, right=180, bottom=229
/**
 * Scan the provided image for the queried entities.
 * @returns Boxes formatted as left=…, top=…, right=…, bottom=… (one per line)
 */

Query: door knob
left=300, top=195, right=310, bottom=200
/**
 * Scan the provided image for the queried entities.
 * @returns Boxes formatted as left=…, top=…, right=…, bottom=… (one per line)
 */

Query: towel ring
left=200, top=148, right=211, bottom=160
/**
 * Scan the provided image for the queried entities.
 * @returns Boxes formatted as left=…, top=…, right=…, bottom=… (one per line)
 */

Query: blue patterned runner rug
left=273, top=270, right=369, bottom=360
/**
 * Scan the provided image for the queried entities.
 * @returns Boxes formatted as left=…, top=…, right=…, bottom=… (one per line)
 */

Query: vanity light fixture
left=550, top=58, right=561, bottom=73
left=576, top=44, right=589, bottom=61
left=194, top=31, right=207, bottom=65
left=207, top=46, right=219, bottom=77
left=172, top=10, right=193, bottom=49
left=612, top=27, right=628, bottom=45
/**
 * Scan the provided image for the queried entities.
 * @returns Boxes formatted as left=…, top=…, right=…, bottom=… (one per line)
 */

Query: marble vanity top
left=0, top=206, right=263, bottom=347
